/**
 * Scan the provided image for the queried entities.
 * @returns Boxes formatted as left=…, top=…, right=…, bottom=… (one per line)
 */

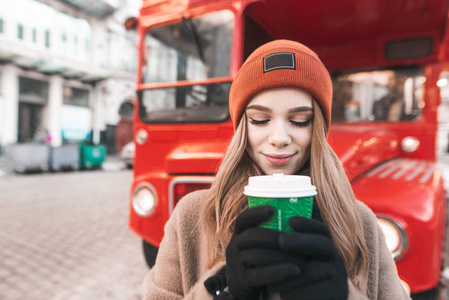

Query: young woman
left=143, top=40, right=410, bottom=300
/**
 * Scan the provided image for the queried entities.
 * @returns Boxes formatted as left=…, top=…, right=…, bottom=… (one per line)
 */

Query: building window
left=62, top=32, right=67, bottom=43
left=17, top=24, right=24, bottom=39
left=119, top=102, right=134, bottom=118
left=19, top=77, right=50, bottom=104
left=85, top=39, right=90, bottom=53
left=45, top=30, right=50, bottom=48
left=0, top=18, right=4, bottom=34
left=73, top=36, right=77, bottom=55
left=63, top=86, right=90, bottom=107
left=32, top=28, right=37, bottom=43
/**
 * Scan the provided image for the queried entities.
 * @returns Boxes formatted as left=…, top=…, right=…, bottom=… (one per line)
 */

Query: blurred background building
left=0, top=0, right=140, bottom=155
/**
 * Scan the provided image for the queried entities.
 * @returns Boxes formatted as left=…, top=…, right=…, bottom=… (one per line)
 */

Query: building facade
left=0, top=0, right=140, bottom=153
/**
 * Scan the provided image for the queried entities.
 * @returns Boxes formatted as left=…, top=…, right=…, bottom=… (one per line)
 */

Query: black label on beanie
left=263, top=52, right=295, bottom=73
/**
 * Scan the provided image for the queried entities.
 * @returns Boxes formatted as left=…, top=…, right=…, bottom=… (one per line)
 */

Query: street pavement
left=0, top=166, right=149, bottom=300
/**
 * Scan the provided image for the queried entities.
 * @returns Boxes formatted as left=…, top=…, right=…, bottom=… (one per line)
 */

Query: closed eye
left=290, top=119, right=312, bottom=127
left=249, top=118, right=269, bottom=125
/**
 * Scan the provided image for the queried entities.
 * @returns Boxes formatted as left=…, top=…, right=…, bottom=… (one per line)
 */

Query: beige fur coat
left=143, top=189, right=410, bottom=300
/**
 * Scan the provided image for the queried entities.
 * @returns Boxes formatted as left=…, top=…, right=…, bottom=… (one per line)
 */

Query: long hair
left=309, top=100, right=369, bottom=293
left=201, top=113, right=262, bottom=263
left=201, top=102, right=370, bottom=293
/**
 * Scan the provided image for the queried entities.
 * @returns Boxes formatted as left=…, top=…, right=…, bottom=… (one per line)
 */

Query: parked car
left=120, top=141, right=134, bottom=169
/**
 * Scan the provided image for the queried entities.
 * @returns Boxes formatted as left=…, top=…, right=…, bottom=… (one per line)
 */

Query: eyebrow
left=246, top=104, right=313, bottom=113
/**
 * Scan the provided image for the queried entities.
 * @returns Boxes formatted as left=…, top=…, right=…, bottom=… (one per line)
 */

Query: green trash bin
left=79, top=143, right=106, bottom=169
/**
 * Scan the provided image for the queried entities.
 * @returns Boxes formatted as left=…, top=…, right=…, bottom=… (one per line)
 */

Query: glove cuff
left=204, top=267, right=237, bottom=299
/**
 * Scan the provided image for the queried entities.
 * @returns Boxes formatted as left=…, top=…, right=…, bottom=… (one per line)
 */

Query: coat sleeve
left=142, top=190, right=224, bottom=299
left=347, top=280, right=369, bottom=300
left=143, top=259, right=225, bottom=300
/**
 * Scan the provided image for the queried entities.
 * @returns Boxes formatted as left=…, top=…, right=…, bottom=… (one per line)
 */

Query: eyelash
left=249, top=118, right=312, bottom=127
left=291, top=120, right=312, bottom=127
left=249, top=118, right=269, bottom=125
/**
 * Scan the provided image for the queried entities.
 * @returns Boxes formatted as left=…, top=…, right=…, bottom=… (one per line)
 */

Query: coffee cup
left=244, top=173, right=317, bottom=232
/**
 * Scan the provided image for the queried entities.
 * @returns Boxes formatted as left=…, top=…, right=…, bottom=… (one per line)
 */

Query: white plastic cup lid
left=244, top=173, right=317, bottom=198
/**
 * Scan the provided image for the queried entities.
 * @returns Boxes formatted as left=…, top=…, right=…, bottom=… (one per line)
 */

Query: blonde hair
left=201, top=101, right=369, bottom=293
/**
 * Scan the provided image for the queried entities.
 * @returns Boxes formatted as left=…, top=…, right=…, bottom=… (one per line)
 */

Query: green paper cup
left=244, top=174, right=317, bottom=232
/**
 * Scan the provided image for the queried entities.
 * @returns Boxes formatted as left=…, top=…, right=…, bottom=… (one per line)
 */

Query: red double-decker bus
left=128, top=0, right=448, bottom=298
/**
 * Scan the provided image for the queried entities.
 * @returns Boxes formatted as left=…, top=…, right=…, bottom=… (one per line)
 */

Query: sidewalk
left=0, top=154, right=10, bottom=177
left=0, top=154, right=128, bottom=176
left=0, top=169, right=146, bottom=300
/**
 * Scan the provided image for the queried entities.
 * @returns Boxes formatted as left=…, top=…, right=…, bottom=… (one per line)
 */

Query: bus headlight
left=133, top=184, right=157, bottom=216
left=401, top=136, right=420, bottom=153
left=136, top=129, right=148, bottom=145
left=376, top=216, right=408, bottom=260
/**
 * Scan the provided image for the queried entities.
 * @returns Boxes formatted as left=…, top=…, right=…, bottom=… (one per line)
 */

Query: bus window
left=331, top=68, right=424, bottom=123
left=138, top=82, right=231, bottom=123
left=142, top=10, right=234, bottom=83
left=139, top=10, right=233, bottom=124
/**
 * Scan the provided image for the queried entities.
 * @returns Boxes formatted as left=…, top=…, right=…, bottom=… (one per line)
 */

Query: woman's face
left=245, top=88, right=313, bottom=175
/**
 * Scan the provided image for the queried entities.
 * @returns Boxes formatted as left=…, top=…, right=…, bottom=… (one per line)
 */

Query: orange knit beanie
left=229, top=40, right=332, bottom=133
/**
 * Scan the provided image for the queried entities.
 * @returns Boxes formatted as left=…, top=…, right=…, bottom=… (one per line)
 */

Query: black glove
left=204, top=267, right=236, bottom=299
left=225, top=205, right=302, bottom=300
left=268, top=216, right=348, bottom=300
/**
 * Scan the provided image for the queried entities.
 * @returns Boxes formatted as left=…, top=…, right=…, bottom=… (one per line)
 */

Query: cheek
left=305, top=129, right=313, bottom=146
left=295, top=127, right=313, bottom=148
left=247, top=126, right=264, bottom=149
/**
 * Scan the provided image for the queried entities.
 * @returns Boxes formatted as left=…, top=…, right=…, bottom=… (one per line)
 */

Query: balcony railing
left=58, top=0, right=118, bottom=18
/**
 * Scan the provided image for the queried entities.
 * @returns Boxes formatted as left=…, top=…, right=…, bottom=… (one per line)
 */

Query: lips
left=263, top=153, right=295, bottom=165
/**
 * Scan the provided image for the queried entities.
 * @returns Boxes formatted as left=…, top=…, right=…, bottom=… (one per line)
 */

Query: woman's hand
left=225, top=205, right=302, bottom=300
left=268, top=216, right=349, bottom=300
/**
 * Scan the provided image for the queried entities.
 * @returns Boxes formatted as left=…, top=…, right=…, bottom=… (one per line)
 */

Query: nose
left=268, top=121, right=292, bottom=147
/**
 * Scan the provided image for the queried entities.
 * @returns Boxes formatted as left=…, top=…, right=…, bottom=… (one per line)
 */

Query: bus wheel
left=143, top=240, right=158, bottom=268
left=411, top=287, right=439, bottom=300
